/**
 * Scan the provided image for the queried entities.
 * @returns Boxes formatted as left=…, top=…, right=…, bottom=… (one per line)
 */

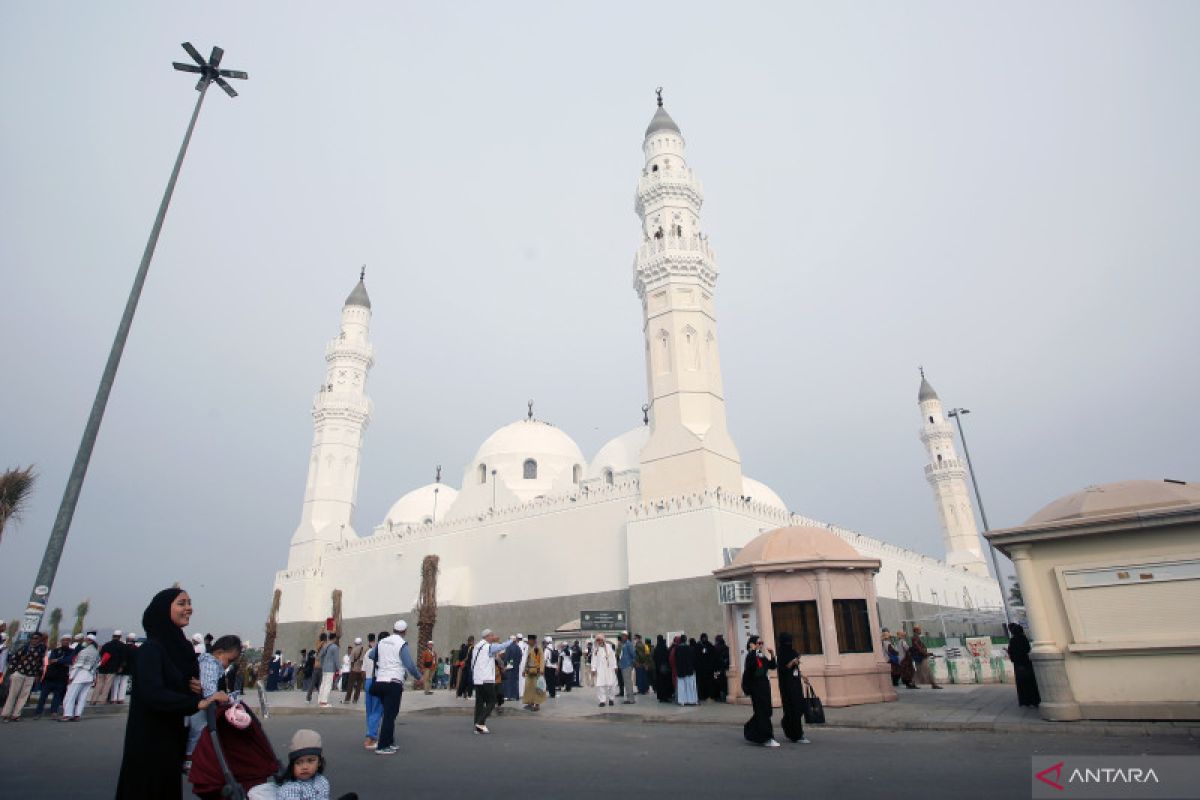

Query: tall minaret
left=633, top=90, right=742, bottom=502
left=288, top=271, right=375, bottom=569
left=917, top=370, right=989, bottom=577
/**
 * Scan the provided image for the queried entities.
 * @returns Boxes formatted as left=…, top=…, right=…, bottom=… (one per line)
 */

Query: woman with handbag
left=521, top=642, right=547, bottom=711
left=775, top=633, right=811, bottom=744
left=741, top=635, right=780, bottom=748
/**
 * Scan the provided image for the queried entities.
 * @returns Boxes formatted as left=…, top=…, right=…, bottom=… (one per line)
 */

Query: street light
left=946, top=407, right=1013, bottom=626
left=18, top=43, right=248, bottom=639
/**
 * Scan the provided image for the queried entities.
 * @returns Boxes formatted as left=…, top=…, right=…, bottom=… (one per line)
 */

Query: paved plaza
left=2, top=704, right=1195, bottom=799
left=6, top=683, right=1193, bottom=799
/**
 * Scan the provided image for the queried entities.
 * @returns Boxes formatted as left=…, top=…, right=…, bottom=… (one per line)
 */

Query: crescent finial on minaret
left=435, top=464, right=442, bottom=484
left=527, top=399, right=535, bottom=421
left=656, top=87, right=663, bottom=108
left=360, top=264, right=366, bottom=281
left=642, top=403, right=650, bottom=426
left=919, top=365, right=925, bottom=379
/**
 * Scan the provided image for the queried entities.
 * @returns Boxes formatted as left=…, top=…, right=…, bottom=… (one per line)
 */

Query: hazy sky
left=2, top=3, right=1197, bottom=641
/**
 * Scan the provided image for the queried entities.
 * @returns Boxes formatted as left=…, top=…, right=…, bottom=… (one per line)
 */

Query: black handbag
left=802, top=679, right=825, bottom=724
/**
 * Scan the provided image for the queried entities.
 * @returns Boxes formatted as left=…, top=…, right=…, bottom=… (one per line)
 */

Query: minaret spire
left=633, top=94, right=741, bottom=501
left=917, top=371, right=988, bottom=577
left=288, top=275, right=375, bottom=569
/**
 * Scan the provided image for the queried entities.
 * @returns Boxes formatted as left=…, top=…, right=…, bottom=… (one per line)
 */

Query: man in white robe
left=591, top=634, right=618, bottom=707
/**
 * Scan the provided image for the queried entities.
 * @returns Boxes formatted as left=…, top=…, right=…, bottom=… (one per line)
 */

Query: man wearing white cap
left=343, top=636, right=365, bottom=704
left=111, top=632, right=138, bottom=703
left=90, top=631, right=126, bottom=704
left=372, top=619, right=422, bottom=755
left=62, top=632, right=100, bottom=721
left=470, top=629, right=511, bottom=734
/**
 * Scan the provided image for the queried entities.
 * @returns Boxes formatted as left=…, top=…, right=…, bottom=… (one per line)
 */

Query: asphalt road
left=2, top=711, right=1195, bottom=799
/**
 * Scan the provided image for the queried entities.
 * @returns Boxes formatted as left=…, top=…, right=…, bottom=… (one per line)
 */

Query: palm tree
left=416, top=555, right=440, bottom=653
left=48, top=607, right=63, bottom=642
left=0, top=465, right=36, bottom=545
left=258, top=588, right=281, bottom=680
left=72, top=599, right=90, bottom=636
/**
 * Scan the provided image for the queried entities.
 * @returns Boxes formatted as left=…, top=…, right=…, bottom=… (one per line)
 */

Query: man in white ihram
left=373, top=620, right=422, bottom=755
left=470, top=629, right=512, bottom=735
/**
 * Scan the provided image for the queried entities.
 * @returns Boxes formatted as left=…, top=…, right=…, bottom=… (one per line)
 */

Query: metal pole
left=20, top=84, right=211, bottom=638
left=949, top=411, right=1013, bottom=626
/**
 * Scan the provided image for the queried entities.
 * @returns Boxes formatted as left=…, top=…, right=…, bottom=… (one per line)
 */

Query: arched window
left=478, top=464, right=487, bottom=484
left=937, top=454, right=943, bottom=463
left=523, top=459, right=538, bottom=480
left=604, top=468, right=614, bottom=486
left=572, top=464, right=582, bottom=484
left=896, top=571, right=912, bottom=603
left=928, top=416, right=934, bottom=424
left=422, top=517, right=433, bottom=525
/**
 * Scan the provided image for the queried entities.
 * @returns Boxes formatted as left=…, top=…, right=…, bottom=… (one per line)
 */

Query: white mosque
left=272, top=94, right=1003, bottom=653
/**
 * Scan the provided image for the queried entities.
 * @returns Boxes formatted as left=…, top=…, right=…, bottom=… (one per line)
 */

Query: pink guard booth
left=715, top=525, right=897, bottom=707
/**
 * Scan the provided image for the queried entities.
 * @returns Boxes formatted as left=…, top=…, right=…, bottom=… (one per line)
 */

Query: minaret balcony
left=312, top=392, right=373, bottom=417
left=635, top=171, right=703, bottom=214
left=919, top=422, right=956, bottom=440
left=634, top=236, right=719, bottom=293
left=325, top=339, right=375, bottom=360
left=924, top=458, right=966, bottom=475
left=635, top=234, right=716, bottom=265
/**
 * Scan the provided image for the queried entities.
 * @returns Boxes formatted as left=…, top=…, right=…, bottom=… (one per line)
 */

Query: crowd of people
left=0, top=629, right=142, bottom=721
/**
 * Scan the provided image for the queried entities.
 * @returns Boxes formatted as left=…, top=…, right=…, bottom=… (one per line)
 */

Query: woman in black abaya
left=652, top=635, right=673, bottom=702
left=776, top=633, right=810, bottom=743
left=1006, top=623, right=1041, bottom=708
left=741, top=635, right=779, bottom=747
left=115, top=588, right=228, bottom=799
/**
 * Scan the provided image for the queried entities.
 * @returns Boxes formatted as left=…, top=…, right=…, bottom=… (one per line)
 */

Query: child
left=272, top=729, right=358, bottom=800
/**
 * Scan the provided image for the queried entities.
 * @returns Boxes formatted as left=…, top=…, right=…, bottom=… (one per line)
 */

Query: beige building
left=986, top=479, right=1200, bottom=721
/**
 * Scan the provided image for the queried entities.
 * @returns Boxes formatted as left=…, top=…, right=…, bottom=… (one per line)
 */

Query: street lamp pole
left=946, top=407, right=1012, bottom=626
left=18, top=44, right=248, bottom=639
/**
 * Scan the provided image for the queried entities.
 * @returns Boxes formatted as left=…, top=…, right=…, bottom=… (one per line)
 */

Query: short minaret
left=633, top=90, right=742, bottom=501
left=288, top=270, right=375, bottom=569
left=918, top=370, right=989, bottom=577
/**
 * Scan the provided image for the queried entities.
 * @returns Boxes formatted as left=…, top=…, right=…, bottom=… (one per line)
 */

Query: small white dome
left=385, top=483, right=459, bottom=526
left=472, top=419, right=585, bottom=467
left=743, top=477, right=788, bottom=513
left=588, top=426, right=649, bottom=478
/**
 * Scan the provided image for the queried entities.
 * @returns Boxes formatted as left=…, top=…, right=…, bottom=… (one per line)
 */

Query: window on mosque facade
left=604, top=468, right=614, bottom=486
left=928, top=416, right=934, bottom=424
left=771, top=601, right=822, bottom=655
left=523, top=459, right=538, bottom=480
left=572, top=464, right=581, bottom=484
left=833, top=599, right=872, bottom=653
left=479, top=464, right=487, bottom=484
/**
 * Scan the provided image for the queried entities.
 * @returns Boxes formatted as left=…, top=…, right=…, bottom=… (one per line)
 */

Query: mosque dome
left=385, top=482, right=459, bottom=526
left=588, top=426, right=650, bottom=479
left=742, top=477, right=788, bottom=513
left=1026, top=479, right=1200, bottom=525
left=731, top=525, right=862, bottom=567
left=473, top=419, right=585, bottom=467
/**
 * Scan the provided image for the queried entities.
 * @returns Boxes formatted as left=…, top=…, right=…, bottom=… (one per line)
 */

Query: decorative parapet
left=635, top=167, right=703, bottom=213
left=325, top=339, right=374, bottom=364
left=332, top=478, right=644, bottom=555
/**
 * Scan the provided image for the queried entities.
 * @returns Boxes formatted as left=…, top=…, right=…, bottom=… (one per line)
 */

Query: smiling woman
left=115, top=587, right=228, bottom=800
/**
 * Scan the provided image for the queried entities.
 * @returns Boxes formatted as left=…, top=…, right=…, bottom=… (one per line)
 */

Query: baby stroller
left=188, top=702, right=279, bottom=800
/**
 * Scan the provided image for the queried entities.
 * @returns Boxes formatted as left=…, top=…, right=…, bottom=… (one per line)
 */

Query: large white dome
left=472, top=419, right=585, bottom=466
left=743, top=477, right=788, bottom=513
left=447, top=419, right=588, bottom=517
left=385, top=483, right=459, bottom=526
left=588, top=426, right=649, bottom=479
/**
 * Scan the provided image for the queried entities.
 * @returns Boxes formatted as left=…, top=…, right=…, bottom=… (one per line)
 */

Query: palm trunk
left=416, top=555, right=440, bottom=653
left=258, top=588, right=281, bottom=679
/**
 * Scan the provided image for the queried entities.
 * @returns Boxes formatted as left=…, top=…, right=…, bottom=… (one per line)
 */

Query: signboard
left=966, top=636, right=993, bottom=659
left=580, top=610, right=627, bottom=631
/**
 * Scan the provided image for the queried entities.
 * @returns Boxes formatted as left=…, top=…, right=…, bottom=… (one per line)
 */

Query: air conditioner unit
left=718, top=581, right=753, bottom=605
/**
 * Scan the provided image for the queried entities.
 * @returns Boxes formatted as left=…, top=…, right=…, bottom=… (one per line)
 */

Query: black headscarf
left=142, top=587, right=199, bottom=680
left=777, top=632, right=798, bottom=671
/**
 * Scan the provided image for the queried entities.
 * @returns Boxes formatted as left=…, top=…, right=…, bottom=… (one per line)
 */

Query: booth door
left=771, top=601, right=823, bottom=655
